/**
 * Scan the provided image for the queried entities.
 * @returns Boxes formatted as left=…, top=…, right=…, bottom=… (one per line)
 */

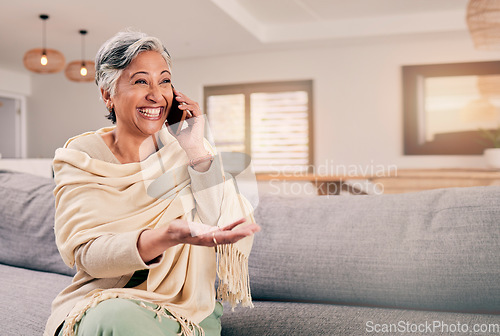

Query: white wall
left=0, top=68, right=31, bottom=96
left=173, top=31, right=498, bottom=170
left=27, top=72, right=108, bottom=158
left=26, top=31, right=498, bottom=169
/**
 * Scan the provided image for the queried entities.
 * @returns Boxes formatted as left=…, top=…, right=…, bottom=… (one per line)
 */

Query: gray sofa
left=0, top=170, right=499, bottom=335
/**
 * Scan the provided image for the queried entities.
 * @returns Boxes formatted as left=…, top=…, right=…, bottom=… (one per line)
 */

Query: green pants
left=57, top=299, right=223, bottom=336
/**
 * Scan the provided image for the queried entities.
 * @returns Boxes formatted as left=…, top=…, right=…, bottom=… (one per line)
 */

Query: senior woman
left=44, top=31, right=260, bottom=336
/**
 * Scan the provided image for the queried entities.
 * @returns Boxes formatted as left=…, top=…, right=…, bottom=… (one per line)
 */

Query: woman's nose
left=146, top=84, right=164, bottom=103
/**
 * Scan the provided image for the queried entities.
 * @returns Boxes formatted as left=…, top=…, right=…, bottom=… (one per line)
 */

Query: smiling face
left=106, top=50, right=173, bottom=138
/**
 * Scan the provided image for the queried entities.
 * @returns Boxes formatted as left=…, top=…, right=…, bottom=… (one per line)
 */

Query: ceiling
left=0, top=0, right=470, bottom=73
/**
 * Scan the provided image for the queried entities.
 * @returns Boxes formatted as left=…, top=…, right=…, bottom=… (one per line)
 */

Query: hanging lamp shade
left=23, top=14, right=65, bottom=73
left=466, top=0, right=500, bottom=50
left=65, top=60, right=96, bottom=82
left=65, top=30, right=95, bottom=82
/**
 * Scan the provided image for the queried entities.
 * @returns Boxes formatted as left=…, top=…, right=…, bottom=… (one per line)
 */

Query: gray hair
left=95, top=30, right=172, bottom=96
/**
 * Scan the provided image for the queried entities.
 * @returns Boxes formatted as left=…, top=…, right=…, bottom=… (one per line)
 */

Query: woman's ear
left=101, top=89, right=112, bottom=108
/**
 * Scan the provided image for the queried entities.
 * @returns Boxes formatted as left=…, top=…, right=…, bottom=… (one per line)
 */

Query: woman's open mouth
left=137, top=107, right=163, bottom=120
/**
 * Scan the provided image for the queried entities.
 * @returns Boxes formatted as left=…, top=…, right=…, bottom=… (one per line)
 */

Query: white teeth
left=139, top=108, right=161, bottom=117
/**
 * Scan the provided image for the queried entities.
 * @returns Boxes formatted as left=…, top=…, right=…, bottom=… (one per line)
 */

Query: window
left=204, top=80, right=313, bottom=173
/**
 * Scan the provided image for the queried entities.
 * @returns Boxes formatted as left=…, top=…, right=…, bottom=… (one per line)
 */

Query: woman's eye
left=135, top=79, right=147, bottom=85
left=161, top=79, right=171, bottom=84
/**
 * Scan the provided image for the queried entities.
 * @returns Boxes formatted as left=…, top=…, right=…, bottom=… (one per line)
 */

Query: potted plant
left=479, top=126, right=500, bottom=168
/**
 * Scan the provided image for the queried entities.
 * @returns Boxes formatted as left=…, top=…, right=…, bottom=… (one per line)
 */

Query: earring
left=107, top=105, right=113, bottom=112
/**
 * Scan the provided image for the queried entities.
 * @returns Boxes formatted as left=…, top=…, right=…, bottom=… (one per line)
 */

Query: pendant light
left=23, top=14, right=65, bottom=73
left=466, top=0, right=500, bottom=50
left=65, top=30, right=95, bottom=82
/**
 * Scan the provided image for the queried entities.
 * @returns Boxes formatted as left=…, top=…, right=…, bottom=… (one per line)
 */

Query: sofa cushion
left=0, top=263, right=72, bottom=335
left=221, top=301, right=500, bottom=336
left=250, top=187, right=500, bottom=313
left=0, top=170, right=75, bottom=276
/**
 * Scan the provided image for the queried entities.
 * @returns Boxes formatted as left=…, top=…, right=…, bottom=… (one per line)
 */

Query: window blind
left=204, top=80, right=313, bottom=174
left=250, top=91, right=309, bottom=172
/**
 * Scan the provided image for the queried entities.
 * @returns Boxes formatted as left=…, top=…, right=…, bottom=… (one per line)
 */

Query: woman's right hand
left=137, top=218, right=260, bottom=264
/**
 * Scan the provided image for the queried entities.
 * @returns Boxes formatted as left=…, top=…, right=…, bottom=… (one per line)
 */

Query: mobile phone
left=166, top=87, right=188, bottom=136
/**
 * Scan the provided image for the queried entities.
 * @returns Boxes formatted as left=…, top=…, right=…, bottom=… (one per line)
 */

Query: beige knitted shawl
left=53, top=127, right=255, bottom=336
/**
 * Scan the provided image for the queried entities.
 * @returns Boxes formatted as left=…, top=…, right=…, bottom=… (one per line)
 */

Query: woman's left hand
left=170, top=218, right=261, bottom=247
left=137, top=218, right=260, bottom=264
left=170, top=88, right=206, bottom=153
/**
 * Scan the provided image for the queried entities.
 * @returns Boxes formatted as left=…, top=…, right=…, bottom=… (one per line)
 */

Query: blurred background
left=1, top=0, right=500, bottom=194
